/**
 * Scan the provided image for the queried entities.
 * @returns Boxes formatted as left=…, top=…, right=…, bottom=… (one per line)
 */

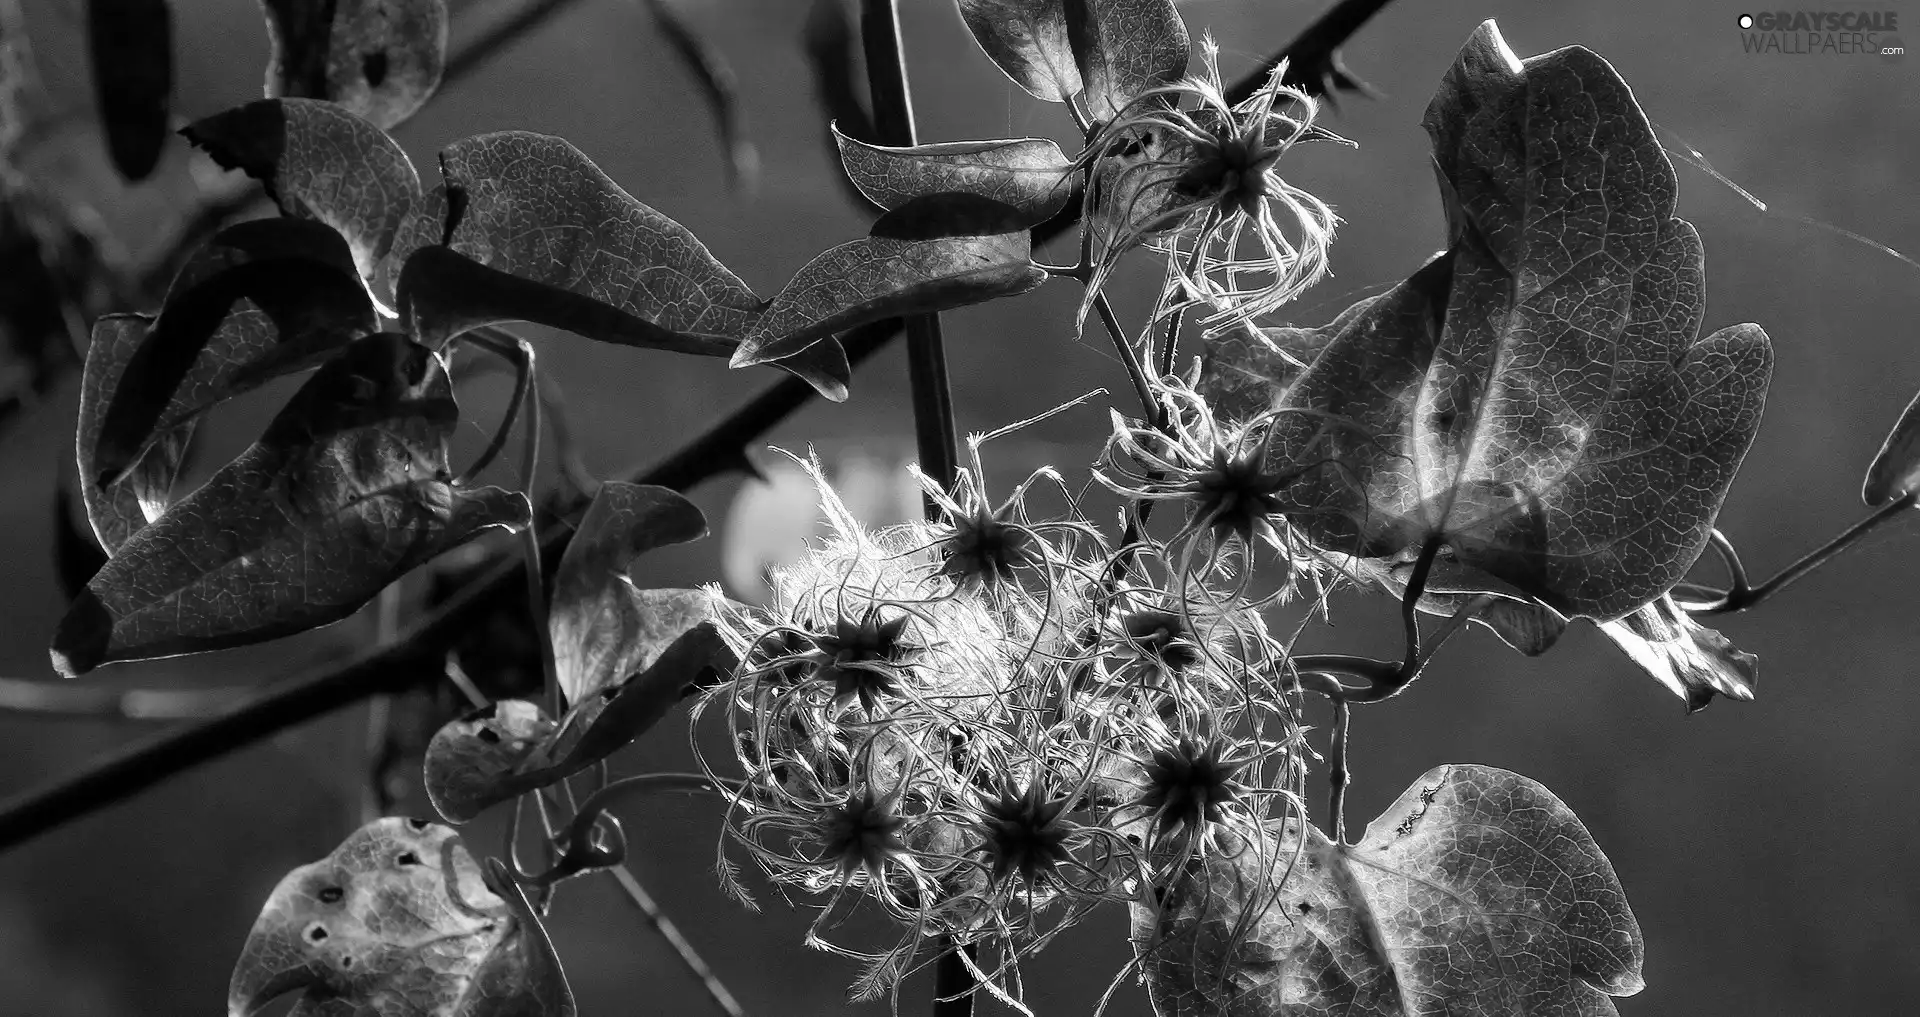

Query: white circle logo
left=1738, top=13, right=1754, bottom=29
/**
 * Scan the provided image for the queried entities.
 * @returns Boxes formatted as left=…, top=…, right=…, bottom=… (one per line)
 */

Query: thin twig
left=0, top=677, right=249, bottom=720
left=609, top=864, right=750, bottom=1017
left=442, top=0, right=594, bottom=86
left=1681, top=494, right=1917, bottom=614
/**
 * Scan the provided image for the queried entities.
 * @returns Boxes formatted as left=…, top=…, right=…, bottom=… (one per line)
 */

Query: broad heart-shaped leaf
left=732, top=220, right=1046, bottom=367
left=88, top=217, right=376, bottom=491
left=1065, top=0, right=1190, bottom=123
left=955, top=0, right=1081, bottom=102
left=259, top=0, right=448, bottom=131
left=550, top=482, right=709, bottom=705
left=183, top=98, right=422, bottom=287
left=51, top=333, right=529, bottom=676
left=228, top=817, right=576, bottom=1017
left=1201, top=21, right=1773, bottom=622
left=1598, top=594, right=1756, bottom=712
left=388, top=131, right=849, bottom=400
left=832, top=125, right=1073, bottom=226
left=424, top=700, right=557, bottom=825
left=1862, top=388, right=1920, bottom=506
left=86, top=0, right=172, bottom=181
left=77, top=315, right=196, bottom=554
left=954, top=1, right=1189, bottom=119
left=1133, top=764, right=1643, bottom=1016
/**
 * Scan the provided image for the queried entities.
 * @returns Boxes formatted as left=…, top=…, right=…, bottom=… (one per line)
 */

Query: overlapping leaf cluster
left=33, top=2, right=1819, bottom=1015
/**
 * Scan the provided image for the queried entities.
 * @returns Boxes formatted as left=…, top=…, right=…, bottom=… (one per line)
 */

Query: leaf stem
left=454, top=330, right=532, bottom=485
left=1328, top=696, right=1351, bottom=845
left=1092, top=293, right=1161, bottom=429
left=862, top=0, right=959, bottom=504
left=1681, top=494, right=1916, bottom=615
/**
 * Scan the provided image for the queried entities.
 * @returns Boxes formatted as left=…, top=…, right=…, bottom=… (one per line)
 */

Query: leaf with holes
left=550, top=482, right=710, bottom=705
left=183, top=97, right=422, bottom=287
left=955, top=0, right=1081, bottom=102
left=87, top=0, right=172, bottom=181
left=1200, top=21, right=1772, bottom=622
left=424, top=699, right=557, bottom=824
left=259, top=0, right=448, bottom=130
left=87, top=217, right=376, bottom=492
left=51, top=332, right=529, bottom=677
left=731, top=218, right=1045, bottom=368
left=228, top=817, right=576, bottom=1017
left=1066, top=0, right=1190, bottom=122
left=833, top=125, right=1073, bottom=225
left=387, top=131, right=849, bottom=399
left=1133, top=763, right=1643, bottom=1016
left=1598, top=594, right=1757, bottom=711
left=77, top=315, right=196, bottom=554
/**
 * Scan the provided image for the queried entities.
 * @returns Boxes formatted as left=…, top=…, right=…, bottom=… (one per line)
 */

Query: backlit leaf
left=954, top=0, right=1081, bottom=102
left=76, top=314, right=196, bottom=553
left=388, top=131, right=849, bottom=400
left=86, top=0, right=172, bottom=181
left=88, top=217, right=376, bottom=490
left=1134, top=764, right=1643, bottom=1016
left=183, top=97, right=422, bottom=287
left=1065, top=0, right=1190, bottom=123
left=51, top=332, right=529, bottom=676
left=1200, top=21, right=1772, bottom=622
left=424, top=700, right=557, bottom=824
left=549, top=482, right=709, bottom=705
left=1862, top=388, right=1920, bottom=506
left=1597, top=594, right=1757, bottom=711
left=541, top=586, right=735, bottom=775
left=426, top=594, right=734, bottom=823
left=732, top=225, right=1045, bottom=367
left=259, top=0, right=449, bottom=130
left=833, top=125, right=1073, bottom=225
left=228, top=818, right=575, bottom=1017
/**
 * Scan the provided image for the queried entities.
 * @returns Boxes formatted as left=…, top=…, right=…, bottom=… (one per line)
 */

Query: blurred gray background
left=2, top=0, right=1918, bottom=1014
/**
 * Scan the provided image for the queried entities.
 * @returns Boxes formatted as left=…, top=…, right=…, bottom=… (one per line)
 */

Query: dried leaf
left=51, top=332, right=529, bottom=676
left=259, top=0, right=449, bottom=130
left=732, top=227, right=1045, bottom=367
left=388, top=131, right=849, bottom=399
left=183, top=97, right=423, bottom=287
left=87, top=217, right=376, bottom=490
left=1134, top=764, right=1643, bottom=1016
left=1597, top=594, right=1757, bottom=711
left=229, top=818, right=576, bottom=1017
left=549, top=482, right=709, bottom=705
left=1201, top=21, right=1773, bottom=622
left=76, top=313, right=196, bottom=554
left=833, top=126, right=1073, bottom=225
left=424, top=699, right=557, bottom=824
left=86, top=0, right=172, bottom=181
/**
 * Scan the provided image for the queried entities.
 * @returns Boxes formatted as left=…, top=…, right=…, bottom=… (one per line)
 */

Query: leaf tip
left=50, top=590, right=113, bottom=678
